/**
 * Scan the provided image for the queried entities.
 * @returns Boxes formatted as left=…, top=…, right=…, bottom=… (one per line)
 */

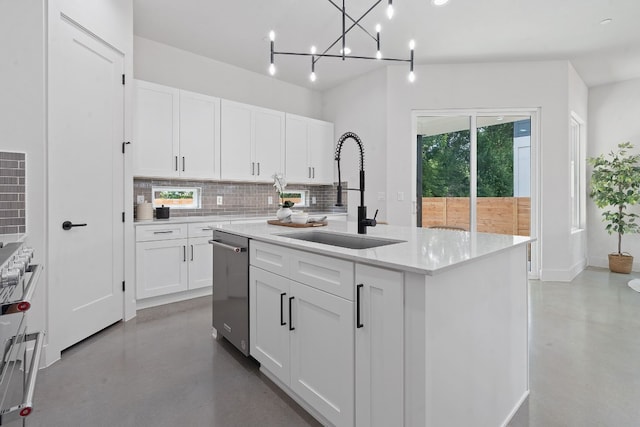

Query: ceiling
left=133, top=0, right=640, bottom=91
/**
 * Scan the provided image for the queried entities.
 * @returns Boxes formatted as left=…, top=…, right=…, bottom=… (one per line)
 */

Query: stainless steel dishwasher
left=209, top=230, right=249, bottom=356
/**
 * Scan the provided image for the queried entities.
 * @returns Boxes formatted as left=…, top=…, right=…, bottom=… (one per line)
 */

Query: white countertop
left=217, top=221, right=532, bottom=275
left=134, top=212, right=346, bottom=226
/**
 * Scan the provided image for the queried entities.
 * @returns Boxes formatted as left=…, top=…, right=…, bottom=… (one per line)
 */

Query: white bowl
left=290, top=213, right=309, bottom=224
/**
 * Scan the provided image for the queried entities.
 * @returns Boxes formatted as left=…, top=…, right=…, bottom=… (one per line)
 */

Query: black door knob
left=62, top=221, right=87, bottom=231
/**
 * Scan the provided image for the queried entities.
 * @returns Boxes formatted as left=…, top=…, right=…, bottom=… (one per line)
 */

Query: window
left=152, top=186, right=201, bottom=209
left=280, top=190, right=308, bottom=207
left=570, top=114, right=584, bottom=230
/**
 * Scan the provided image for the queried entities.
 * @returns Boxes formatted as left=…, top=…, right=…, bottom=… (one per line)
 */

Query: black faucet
left=334, top=132, right=378, bottom=234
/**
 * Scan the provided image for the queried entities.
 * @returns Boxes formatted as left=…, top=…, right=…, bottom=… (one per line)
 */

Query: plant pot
left=608, top=253, right=633, bottom=274
left=276, top=207, right=292, bottom=221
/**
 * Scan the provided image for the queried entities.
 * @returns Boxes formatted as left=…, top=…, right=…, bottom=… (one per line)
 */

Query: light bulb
left=386, top=4, right=394, bottom=19
left=269, top=31, right=275, bottom=42
left=409, top=39, right=415, bottom=50
left=376, top=50, right=382, bottom=60
left=310, top=46, right=317, bottom=55
left=269, top=63, right=276, bottom=76
left=432, top=0, right=449, bottom=5
left=340, top=47, right=351, bottom=55
left=375, top=24, right=381, bottom=33
left=408, top=71, right=415, bottom=82
left=310, top=72, right=317, bottom=82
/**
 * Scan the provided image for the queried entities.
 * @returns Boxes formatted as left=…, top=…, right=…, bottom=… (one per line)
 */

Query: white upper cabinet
left=221, top=99, right=285, bottom=182
left=133, top=80, right=221, bottom=179
left=285, top=113, right=335, bottom=184
left=179, top=89, right=221, bottom=179
left=133, top=80, right=180, bottom=177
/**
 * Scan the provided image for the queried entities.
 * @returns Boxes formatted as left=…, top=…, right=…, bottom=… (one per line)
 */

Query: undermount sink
left=276, top=230, right=405, bottom=250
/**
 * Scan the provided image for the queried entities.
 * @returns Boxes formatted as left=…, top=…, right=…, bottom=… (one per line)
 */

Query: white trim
left=135, top=286, right=212, bottom=310
left=540, top=257, right=587, bottom=282
left=500, top=390, right=530, bottom=427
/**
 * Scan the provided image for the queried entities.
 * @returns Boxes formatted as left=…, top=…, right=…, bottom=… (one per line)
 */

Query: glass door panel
left=417, top=116, right=471, bottom=230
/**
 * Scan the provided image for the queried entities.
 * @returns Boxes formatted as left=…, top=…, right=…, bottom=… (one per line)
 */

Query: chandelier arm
left=274, top=51, right=411, bottom=62
left=326, top=0, right=380, bottom=42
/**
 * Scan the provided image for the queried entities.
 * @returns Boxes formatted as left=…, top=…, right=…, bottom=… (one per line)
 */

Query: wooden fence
left=422, top=197, right=530, bottom=236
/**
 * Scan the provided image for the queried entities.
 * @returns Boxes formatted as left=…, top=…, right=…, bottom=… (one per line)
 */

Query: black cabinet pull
left=183, top=246, right=186, bottom=262
left=280, top=293, right=287, bottom=326
left=62, top=221, right=87, bottom=231
left=356, top=284, right=364, bottom=328
left=288, top=296, right=295, bottom=331
left=182, top=156, right=185, bottom=172
left=175, top=156, right=178, bottom=171
left=190, top=245, right=194, bottom=261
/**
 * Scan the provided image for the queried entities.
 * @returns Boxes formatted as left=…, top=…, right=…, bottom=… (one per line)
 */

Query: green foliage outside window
left=158, top=191, right=194, bottom=199
left=420, top=123, right=515, bottom=197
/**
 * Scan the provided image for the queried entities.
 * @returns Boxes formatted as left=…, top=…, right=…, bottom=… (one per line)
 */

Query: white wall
left=134, top=36, right=323, bottom=120
left=587, top=78, right=640, bottom=269
left=323, top=68, right=388, bottom=221
left=0, top=0, right=47, bottom=336
left=325, top=60, right=588, bottom=280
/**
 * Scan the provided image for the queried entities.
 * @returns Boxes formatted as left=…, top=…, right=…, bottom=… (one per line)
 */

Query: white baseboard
left=540, top=258, right=587, bottom=282
left=500, top=390, right=530, bottom=427
left=135, top=287, right=212, bottom=310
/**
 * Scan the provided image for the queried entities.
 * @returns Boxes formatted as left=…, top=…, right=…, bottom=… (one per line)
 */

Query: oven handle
left=0, top=264, right=43, bottom=316
left=208, top=240, right=247, bottom=253
left=22, top=331, right=45, bottom=417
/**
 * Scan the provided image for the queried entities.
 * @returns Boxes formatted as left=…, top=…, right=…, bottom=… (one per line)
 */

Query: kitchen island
left=215, top=220, right=531, bottom=427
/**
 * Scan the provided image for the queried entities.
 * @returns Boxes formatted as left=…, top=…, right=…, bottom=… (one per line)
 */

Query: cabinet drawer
left=290, top=250, right=354, bottom=300
left=136, top=223, right=188, bottom=242
left=188, top=221, right=229, bottom=238
left=250, top=241, right=290, bottom=277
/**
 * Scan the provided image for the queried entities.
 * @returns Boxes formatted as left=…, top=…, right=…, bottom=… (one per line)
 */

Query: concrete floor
left=28, top=267, right=640, bottom=427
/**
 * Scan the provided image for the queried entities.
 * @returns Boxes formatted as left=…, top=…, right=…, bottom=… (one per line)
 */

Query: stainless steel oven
left=0, top=242, right=45, bottom=426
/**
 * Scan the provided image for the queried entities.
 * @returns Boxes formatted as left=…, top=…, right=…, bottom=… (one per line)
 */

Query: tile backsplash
left=0, top=152, right=26, bottom=234
left=133, top=178, right=347, bottom=219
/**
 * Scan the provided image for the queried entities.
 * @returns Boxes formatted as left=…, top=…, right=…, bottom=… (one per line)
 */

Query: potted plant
left=272, top=172, right=294, bottom=221
left=588, top=142, right=640, bottom=273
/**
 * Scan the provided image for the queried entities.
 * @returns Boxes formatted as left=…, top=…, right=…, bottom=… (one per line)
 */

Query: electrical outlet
left=397, top=192, right=404, bottom=201
left=268, top=196, right=273, bottom=205
left=136, top=195, right=145, bottom=204
left=217, top=196, right=223, bottom=206
left=312, top=196, right=317, bottom=204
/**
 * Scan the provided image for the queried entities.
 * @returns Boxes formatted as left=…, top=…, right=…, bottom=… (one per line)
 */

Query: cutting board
left=267, top=219, right=328, bottom=228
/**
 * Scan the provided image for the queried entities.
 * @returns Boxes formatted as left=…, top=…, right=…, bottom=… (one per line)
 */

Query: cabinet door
left=220, top=100, right=253, bottom=180
left=290, top=281, right=354, bottom=427
left=250, top=267, right=291, bottom=386
left=355, top=265, right=404, bottom=427
left=179, top=90, right=221, bottom=179
left=136, top=239, right=189, bottom=299
left=253, top=107, right=285, bottom=182
left=285, top=114, right=311, bottom=183
left=188, top=236, right=213, bottom=290
left=133, top=80, right=180, bottom=177
left=308, top=120, right=334, bottom=184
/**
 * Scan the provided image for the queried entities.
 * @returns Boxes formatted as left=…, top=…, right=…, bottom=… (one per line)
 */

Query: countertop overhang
left=216, top=221, right=533, bottom=276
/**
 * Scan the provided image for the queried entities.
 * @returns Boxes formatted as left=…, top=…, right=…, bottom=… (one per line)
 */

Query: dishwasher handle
left=208, top=239, right=247, bottom=253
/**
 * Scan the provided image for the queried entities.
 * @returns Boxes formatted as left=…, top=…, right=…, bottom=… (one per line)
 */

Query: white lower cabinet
left=187, top=236, right=214, bottom=290
left=136, top=238, right=189, bottom=298
left=355, top=264, right=404, bottom=427
left=250, top=250, right=354, bottom=427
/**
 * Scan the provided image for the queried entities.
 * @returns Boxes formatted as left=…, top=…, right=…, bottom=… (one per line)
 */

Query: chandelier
left=268, top=0, right=415, bottom=83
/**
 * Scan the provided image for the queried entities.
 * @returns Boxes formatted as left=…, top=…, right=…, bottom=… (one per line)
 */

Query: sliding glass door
left=414, top=110, right=538, bottom=275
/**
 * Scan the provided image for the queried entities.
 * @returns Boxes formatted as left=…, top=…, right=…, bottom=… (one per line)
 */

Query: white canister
left=136, top=202, right=153, bottom=220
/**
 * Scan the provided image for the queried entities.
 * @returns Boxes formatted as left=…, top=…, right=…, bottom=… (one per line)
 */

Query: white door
left=220, top=100, right=253, bottom=180
left=253, top=108, right=284, bottom=182
left=179, top=90, right=220, bottom=179
left=290, top=281, right=354, bottom=427
left=285, top=114, right=310, bottom=183
left=249, top=267, right=291, bottom=385
left=188, top=236, right=213, bottom=290
left=49, top=16, right=125, bottom=350
left=133, top=80, right=180, bottom=177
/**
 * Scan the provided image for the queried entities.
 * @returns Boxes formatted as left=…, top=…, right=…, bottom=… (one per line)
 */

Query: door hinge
left=122, top=281, right=125, bottom=292
left=122, top=74, right=125, bottom=85
left=122, top=141, right=131, bottom=154
left=122, top=212, right=125, bottom=223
